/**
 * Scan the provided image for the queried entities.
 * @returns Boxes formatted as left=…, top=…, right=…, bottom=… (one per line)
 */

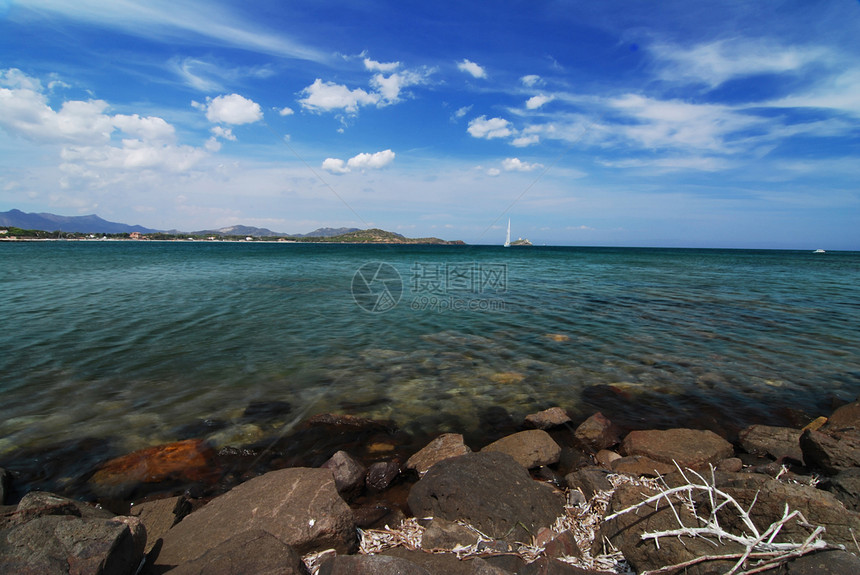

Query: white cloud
left=348, top=149, right=395, bottom=170
left=321, top=157, right=349, bottom=174
left=278, top=106, right=294, bottom=116
left=526, top=94, right=554, bottom=109
left=458, top=59, right=487, bottom=79
left=203, top=93, right=263, bottom=124
left=768, top=68, right=860, bottom=117
left=452, top=106, right=472, bottom=121
left=651, top=39, right=824, bottom=88
left=521, top=75, right=542, bottom=87
left=467, top=116, right=512, bottom=139
left=502, top=158, right=543, bottom=172
left=370, top=70, right=427, bottom=104
left=322, top=149, right=395, bottom=174
left=511, top=134, right=540, bottom=147
left=364, top=58, right=400, bottom=72
left=112, top=114, right=175, bottom=143
left=486, top=168, right=501, bottom=177
left=210, top=126, right=236, bottom=141
left=299, top=79, right=380, bottom=113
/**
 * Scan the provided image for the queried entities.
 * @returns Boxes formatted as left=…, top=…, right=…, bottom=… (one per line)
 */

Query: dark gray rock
left=321, top=450, right=366, bottom=500
left=381, top=547, right=478, bottom=575
left=828, top=468, right=860, bottom=511
left=573, top=412, right=621, bottom=451
left=154, top=467, right=355, bottom=569
left=319, top=553, right=432, bottom=575
left=407, top=451, right=565, bottom=544
left=621, top=428, right=734, bottom=470
left=800, top=428, right=860, bottom=474
left=366, top=460, right=400, bottom=491
left=129, top=495, right=191, bottom=553
left=739, top=424, right=803, bottom=462
left=480, top=430, right=562, bottom=469
left=564, top=467, right=612, bottom=500
left=3, top=491, right=114, bottom=529
left=167, top=529, right=308, bottom=575
left=0, top=515, right=145, bottom=575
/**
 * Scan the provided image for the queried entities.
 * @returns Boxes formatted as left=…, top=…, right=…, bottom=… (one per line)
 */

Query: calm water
left=1, top=241, right=859, bottom=457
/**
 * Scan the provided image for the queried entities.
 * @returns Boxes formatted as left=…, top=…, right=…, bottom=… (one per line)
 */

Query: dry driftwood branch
left=605, top=462, right=830, bottom=575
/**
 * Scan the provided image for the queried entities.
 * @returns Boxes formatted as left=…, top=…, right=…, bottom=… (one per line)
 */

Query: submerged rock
left=0, top=467, right=9, bottom=505
left=407, top=451, right=565, bottom=543
left=89, top=439, right=216, bottom=499
left=524, top=407, right=571, bottom=430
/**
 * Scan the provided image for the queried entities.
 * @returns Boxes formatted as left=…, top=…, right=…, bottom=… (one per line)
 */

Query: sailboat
left=504, top=219, right=511, bottom=248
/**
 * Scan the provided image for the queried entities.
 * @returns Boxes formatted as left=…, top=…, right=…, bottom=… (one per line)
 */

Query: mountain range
left=0, top=210, right=359, bottom=238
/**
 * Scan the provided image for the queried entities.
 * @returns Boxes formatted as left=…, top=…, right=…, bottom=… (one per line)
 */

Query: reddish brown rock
left=420, top=517, right=479, bottom=550
left=542, top=529, right=582, bottom=559
left=154, top=467, right=355, bottom=569
left=481, top=429, right=561, bottom=469
left=574, top=412, right=621, bottom=451
left=307, top=413, right=395, bottom=432
left=738, top=424, right=803, bottom=462
left=621, top=428, right=734, bottom=470
left=610, top=455, right=676, bottom=477
left=800, top=428, right=860, bottom=474
left=825, top=401, right=860, bottom=430
left=405, top=433, right=471, bottom=476
left=129, top=495, right=191, bottom=553
left=167, top=529, right=308, bottom=575
left=88, top=439, right=216, bottom=498
left=319, top=554, right=431, bottom=575
left=524, top=407, right=571, bottom=430
left=595, top=449, right=621, bottom=468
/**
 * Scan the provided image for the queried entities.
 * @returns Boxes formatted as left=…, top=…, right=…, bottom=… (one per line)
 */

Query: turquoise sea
left=1, top=241, right=859, bottom=465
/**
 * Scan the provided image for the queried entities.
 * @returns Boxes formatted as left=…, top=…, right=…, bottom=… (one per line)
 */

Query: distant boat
left=504, top=218, right=511, bottom=248
left=813, top=249, right=826, bottom=254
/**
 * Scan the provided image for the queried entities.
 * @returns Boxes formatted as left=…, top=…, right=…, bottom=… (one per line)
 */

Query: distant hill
left=0, top=209, right=158, bottom=234
left=297, top=227, right=360, bottom=238
left=315, top=228, right=464, bottom=245
left=191, top=225, right=285, bottom=237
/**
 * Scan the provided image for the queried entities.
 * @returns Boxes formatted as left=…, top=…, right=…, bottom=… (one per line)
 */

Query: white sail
left=504, top=219, right=511, bottom=247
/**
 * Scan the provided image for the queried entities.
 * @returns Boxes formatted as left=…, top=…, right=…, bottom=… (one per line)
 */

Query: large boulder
left=825, top=401, right=860, bottom=430
left=0, top=515, right=145, bottom=575
left=738, top=424, right=803, bottom=462
left=406, top=434, right=471, bottom=476
left=481, top=430, right=561, bottom=469
left=600, top=482, right=745, bottom=575
left=800, top=428, right=860, bottom=474
left=154, top=467, right=355, bottom=569
left=407, top=451, right=565, bottom=543
left=167, top=529, right=308, bottom=575
left=621, top=428, right=734, bottom=470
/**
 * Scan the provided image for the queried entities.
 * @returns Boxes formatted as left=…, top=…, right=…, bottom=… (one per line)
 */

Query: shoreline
left=2, top=401, right=860, bottom=573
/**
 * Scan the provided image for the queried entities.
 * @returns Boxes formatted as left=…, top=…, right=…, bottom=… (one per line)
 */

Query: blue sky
left=1, top=0, right=858, bottom=248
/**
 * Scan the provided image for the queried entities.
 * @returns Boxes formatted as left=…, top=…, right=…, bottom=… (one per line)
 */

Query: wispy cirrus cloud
left=9, top=0, right=328, bottom=62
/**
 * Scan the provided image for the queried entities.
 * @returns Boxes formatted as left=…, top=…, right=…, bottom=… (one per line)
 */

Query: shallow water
left=1, top=241, right=859, bottom=457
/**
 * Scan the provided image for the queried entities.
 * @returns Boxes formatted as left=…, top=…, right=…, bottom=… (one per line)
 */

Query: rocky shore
left=3, top=401, right=860, bottom=574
